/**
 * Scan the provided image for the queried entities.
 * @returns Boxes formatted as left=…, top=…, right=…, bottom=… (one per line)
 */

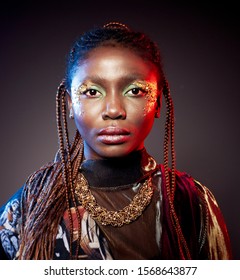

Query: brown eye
left=84, top=89, right=102, bottom=98
left=125, top=87, right=146, bottom=97
left=88, top=89, right=97, bottom=96
left=131, top=88, right=140, bottom=95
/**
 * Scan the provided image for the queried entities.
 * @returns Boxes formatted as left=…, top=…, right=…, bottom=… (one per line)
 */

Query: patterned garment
left=54, top=206, right=113, bottom=259
left=0, top=149, right=232, bottom=259
left=0, top=190, right=113, bottom=259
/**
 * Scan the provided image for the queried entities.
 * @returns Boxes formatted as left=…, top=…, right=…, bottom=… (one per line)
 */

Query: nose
left=102, top=94, right=126, bottom=120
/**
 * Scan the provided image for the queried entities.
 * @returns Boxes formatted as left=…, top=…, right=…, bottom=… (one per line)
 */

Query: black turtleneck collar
left=79, top=148, right=157, bottom=188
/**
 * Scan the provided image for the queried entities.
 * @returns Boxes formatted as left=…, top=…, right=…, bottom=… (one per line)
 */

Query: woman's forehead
left=71, top=46, right=159, bottom=86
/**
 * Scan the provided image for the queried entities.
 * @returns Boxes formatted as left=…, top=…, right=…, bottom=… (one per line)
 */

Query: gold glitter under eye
left=145, top=82, right=158, bottom=104
left=132, top=81, right=158, bottom=115
left=133, top=81, right=157, bottom=96
left=72, top=83, right=93, bottom=105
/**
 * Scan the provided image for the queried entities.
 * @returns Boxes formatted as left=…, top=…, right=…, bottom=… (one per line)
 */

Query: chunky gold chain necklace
left=75, top=173, right=153, bottom=227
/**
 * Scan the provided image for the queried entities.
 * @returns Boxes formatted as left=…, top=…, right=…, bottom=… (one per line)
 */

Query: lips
left=97, top=127, right=131, bottom=144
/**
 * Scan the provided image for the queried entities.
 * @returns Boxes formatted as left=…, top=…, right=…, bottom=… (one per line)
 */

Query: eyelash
left=82, top=89, right=102, bottom=97
left=125, top=87, right=148, bottom=96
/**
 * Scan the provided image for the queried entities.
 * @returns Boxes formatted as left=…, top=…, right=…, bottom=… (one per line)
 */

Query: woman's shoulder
left=156, top=164, right=232, bottom=259
left=174, top=168, right=219, bottom=205
left=0, top=186, right=23, bottom=219
left=156, top=164, right=206, bottom=193
left=0, top=160, right=61, bottom=259
left=22, top=160, right=61, bottom=197
left=26, top=160, right=59, bottom=184
left=0, top=160, right=58, bottom=217
left=156, top=164, right=220, bottom=208
left=0, top=186, right=23, bottom=259
left=172, top=168, right=232, bottom=259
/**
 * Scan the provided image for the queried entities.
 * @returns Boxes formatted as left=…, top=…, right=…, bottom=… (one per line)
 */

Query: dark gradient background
left=0, top=1, right=239, bottom=259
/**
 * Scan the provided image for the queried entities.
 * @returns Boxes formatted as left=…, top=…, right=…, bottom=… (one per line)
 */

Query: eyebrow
left=82, top=73, right=149, bottom=86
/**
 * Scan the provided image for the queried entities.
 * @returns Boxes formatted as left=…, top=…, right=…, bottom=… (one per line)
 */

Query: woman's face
left=69, top=46, right=161, bottom=160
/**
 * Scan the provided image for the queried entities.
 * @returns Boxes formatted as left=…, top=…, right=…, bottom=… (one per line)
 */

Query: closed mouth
left=97, top=127, right=131, bottom=144
left=98, top=127, right=130, bottom=136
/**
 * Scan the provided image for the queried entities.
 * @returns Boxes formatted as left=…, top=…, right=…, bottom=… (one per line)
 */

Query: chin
left=96, top=145, right=141, bottom=159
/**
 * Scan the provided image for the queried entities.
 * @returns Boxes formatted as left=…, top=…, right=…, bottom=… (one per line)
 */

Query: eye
left=82, top=88, right=102, bottom=98
left=125, top=87, right=147, bottom=97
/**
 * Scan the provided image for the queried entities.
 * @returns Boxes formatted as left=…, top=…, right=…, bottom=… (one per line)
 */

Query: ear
left=155, top=93, right=162, bottom=118
left=67, top=93, right=74, bottom=119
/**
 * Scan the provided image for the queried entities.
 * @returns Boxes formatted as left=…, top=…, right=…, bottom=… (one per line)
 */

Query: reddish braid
left=56, top=81, right=83, bottom=259
left=162, top=78, right=191, bottom=259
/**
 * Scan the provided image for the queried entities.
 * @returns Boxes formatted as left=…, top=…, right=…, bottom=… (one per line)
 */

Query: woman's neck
left=79, top=148, right=157, bottom=188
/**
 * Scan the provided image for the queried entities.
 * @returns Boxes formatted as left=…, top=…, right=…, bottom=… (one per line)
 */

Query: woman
left=0, top=22, right=232, bottom=260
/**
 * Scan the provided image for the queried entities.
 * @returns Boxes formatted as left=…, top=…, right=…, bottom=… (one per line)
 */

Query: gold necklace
left=75, top=173, right=153, bottom=227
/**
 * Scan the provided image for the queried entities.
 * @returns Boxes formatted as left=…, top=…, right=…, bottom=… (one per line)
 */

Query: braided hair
left=18, top=22, right=190, bottom=259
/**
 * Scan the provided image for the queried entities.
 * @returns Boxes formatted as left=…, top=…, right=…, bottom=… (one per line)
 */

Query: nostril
left=102, top=109, right=126, bottom=120
left=102, top=103, right=126, bottom=120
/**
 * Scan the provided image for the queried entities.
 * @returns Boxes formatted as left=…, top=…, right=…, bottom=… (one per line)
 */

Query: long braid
left=56, top=82, right=83, bottom=259
left=56, top=82, right=74, bottom=254
left=162, top=79, right=191, bottom=259
left=162, top=78, right=176, bottom=199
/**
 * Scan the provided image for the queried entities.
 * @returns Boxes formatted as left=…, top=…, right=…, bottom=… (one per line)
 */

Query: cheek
left=128, top=102, right=155, bottom=133
left=143, top=92, right=158, bottom=116
left=72, top=101, right=100, bottom=135
left=71, top=101, right=88, bottom=136
left=139, top=115, right=155, bottom=142
left=71, top=98, right=85, bottom=117
left=73, top=110, right=91, bottom=139
left=142, top=113, right=155, bottom=131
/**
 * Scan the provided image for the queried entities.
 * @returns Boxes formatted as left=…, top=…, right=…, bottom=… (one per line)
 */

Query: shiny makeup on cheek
left=132, top=81, right=158, bottom=116
left=71, top=83, right=88, bottom=105
left=70, top=84, right=89, bottom=117
left=71, top=83, right=104, bottom=116
left=71, top=84, right=87, bottom=107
